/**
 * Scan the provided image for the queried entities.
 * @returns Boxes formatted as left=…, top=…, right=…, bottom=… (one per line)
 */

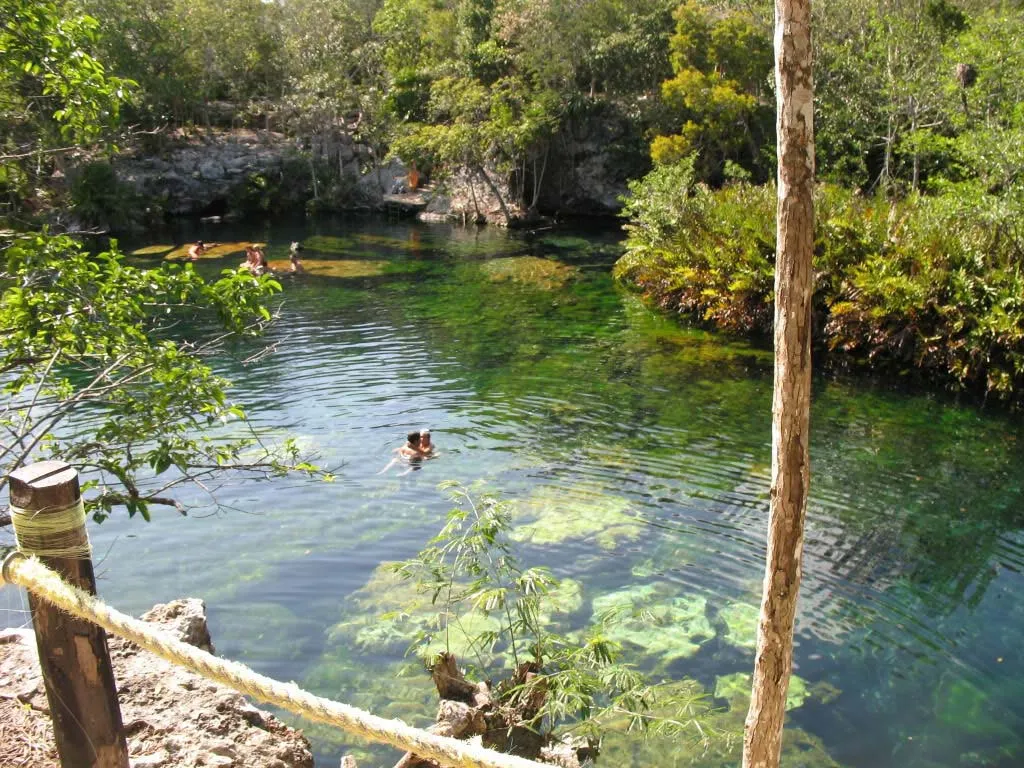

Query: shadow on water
left=5, top=216, right=1024, bottom=767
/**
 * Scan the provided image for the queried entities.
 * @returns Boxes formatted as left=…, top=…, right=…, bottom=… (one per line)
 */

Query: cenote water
left=3, top=217, right=1024, bottom=768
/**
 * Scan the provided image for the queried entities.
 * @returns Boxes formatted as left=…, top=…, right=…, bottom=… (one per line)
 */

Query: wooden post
left=9, top=460, right=129, bottom=768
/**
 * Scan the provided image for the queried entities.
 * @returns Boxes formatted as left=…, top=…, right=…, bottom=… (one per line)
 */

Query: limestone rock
left=113, top=129, right=295, bottom=217
left=0, top=599, right=313, bottom=768
left=141, top=598, right=215, bottom=653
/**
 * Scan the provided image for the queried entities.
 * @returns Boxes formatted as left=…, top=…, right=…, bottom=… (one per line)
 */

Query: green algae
left=297, top=648, right=435, bottom=765
left=354, top=233, right=422, bottom=252
left=591, top=584, right=713, bottom=663
left=714, top=671, right=844, bottom=713
left=598, top=677, right=842, bottom=768
left=629, top=537, right=708, bottom=579
left=129, top=244, right=175, bottom=256
left=714, top=671, right=811, bottom=712
left=480, top=256, right=577, bottom=290
left=327, top=564, right=504, bottom=663
left=509, top=485, right=644, bottom=551
left=302, top=235, right=356, bottom=254
left=539, top=235, right=593, bottom=251
left=223, top=601, right=321, bottom=664
left=542, top=577, right=584, bottom=618
left=328, top=563, right=582, bottom=667
left=934, top=677, right=1020, bottom=739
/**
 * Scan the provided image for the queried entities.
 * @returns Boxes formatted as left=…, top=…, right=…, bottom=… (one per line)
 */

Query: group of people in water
left=186, top=240, right=305, bottom=275
left=185, top=239, right=435, bottom=475
left=379, top=429, right=435, bottom=475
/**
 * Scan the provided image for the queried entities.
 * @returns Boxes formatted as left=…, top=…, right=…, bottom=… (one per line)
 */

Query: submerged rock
left=510, top=485, right=644, bottom=551
left=717, top=600, right=760, bottom=651
left=293, top=260, right=390, bottom=278
left=0, top=599, right=313, bottom=768
left=715, top=671, right=811, bottom=712
left=480, top=257, right=578, bottom=290
left=591, top=584, right=714, bottom=664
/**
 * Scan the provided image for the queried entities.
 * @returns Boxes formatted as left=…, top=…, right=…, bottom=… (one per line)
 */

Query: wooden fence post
left=9, top=460, right=129, bottom=768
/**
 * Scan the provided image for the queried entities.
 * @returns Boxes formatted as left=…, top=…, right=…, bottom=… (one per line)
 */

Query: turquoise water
left=3, top=218, right=1024, bottom=767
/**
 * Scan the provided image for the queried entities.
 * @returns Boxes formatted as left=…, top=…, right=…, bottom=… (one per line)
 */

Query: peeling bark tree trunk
left=475, top=165, right=514, bottom=227
left=742, top=0, right=814, bottom=764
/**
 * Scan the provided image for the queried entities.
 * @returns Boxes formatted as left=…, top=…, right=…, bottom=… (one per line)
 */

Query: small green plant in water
left=392, top=482, right=719, bottom=759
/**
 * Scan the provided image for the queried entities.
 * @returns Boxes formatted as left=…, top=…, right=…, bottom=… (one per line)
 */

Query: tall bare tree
left=742, top=0, right=815, bottom=764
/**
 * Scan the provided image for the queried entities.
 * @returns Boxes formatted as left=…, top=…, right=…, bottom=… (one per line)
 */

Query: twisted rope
left=0, top=553, right=547, bottom=768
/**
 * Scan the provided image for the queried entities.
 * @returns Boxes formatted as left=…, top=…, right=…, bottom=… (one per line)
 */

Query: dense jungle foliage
left=3, top=0, right=1024, bottom=398
left=617, top=2, right=1024, bottom=401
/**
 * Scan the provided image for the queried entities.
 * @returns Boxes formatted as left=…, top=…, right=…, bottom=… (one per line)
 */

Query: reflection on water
left=3, top=217, right=1024, bottom=767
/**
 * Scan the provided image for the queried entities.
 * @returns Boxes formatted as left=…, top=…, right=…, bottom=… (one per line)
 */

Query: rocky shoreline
left=109, top=126, right=633, bottom=228
left=0, top=598, right=314, bottom=768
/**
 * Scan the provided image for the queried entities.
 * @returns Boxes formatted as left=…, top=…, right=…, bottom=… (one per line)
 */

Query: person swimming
left=398, top=430, right=421, bottom=458
left=416, top=429, right=434, bottom=456
left=378, top=430, right=434, bottom=474
left=243, top=244, right=271, bottom=275
left=188, top=240, right=218, bottom=260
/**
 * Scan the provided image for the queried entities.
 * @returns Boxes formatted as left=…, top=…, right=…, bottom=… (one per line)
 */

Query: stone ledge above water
left=0, top=598, right=314, bottom=768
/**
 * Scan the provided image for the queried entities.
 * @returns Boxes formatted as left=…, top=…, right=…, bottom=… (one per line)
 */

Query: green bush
left=617, top=162, right=1024, bottom=400
left=70, top=161, right=144, bottom=232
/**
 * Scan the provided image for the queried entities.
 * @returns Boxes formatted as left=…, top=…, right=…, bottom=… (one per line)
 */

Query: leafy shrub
left=618, top=163, right=1024, bottom=400
left=70, top=161, right=144, bottom=231
left=393, top=482, right=716, bottom=749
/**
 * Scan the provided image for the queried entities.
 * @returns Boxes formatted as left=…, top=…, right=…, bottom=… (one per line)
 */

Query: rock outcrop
left=113, top=129, right=411, bottom=219
left=541, top=110, right=647, bottom=216
left=114, top=130, right=298, bottom=216
left=0, top=598, right=314, bottom=768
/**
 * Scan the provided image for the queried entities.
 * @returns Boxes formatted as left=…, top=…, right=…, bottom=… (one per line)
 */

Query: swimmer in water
left=377, top=431, right=423, bottom=474
left=416, top=429, right=434, bottom=456
left=188, top=240, right=218, bottom=260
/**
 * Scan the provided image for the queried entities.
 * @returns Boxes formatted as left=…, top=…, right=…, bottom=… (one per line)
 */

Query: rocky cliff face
left=111, top=111, right=646, bottom=224
left=114, top=130, right=298, bottom=216
left=416, top=111, right=649, bottom=225
left=542, top=109, right=650, bottom=217
left=114, top=129, right=411, bottom=218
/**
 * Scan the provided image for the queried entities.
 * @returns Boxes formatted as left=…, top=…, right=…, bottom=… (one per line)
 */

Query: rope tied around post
left=9, top=497, right=92, bottom=559
left=0, top=552, right=552, bottom=768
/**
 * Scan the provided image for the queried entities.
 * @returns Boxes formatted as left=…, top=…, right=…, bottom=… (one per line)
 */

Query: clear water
left=3, top=217, right=1024, bottom=767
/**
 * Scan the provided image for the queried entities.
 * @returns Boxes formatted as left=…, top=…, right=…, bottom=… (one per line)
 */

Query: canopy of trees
left=6, top=0, right=1021, bottom=220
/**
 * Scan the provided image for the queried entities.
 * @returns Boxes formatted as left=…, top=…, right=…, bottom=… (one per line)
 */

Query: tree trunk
left=742, top=0, right=815, bottom=764
left=475, top=165, right=514, bottom=227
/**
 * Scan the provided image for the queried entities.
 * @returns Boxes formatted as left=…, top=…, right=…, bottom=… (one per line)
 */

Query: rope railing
left=1, top=551, right=550, bottom=768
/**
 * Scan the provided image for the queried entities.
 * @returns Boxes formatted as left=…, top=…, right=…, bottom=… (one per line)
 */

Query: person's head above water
left=419, top=429, right=431, bottom=444
left=406, top=430, right=421, bottom=446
